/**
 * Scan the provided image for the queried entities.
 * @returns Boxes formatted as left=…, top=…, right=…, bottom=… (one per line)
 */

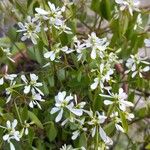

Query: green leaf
left=28, top=111, right=43, bottom=129
left=91, top=0, right=101, bottom=14
left=43, top=81, right=49, bottom=95
left=0, top=37, right=11, bottom=47
left=100, top=0, right=111, bottom=20
left=57, top=69, right=65, bottom=81
left=41, top=27, right=49, bottom=46
left=46, top=121, right=58, bottom=142
left=120, top=13, right=129, bottom=36
left=104, top=121, right=115, bottom=135
left=78, top=132, right=87, bottom=148
left=119, top=110, right=128, bottom=133
left=48, top=75, right=55, bottom=87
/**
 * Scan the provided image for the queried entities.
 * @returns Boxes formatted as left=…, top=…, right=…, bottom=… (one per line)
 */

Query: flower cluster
left=115, top=0, right=140, bottom=16
left=17, top=2, right=71, bottom=45
left=125, top=54, right=150, bottom=78
left=0, top=119, right=21, bottom=150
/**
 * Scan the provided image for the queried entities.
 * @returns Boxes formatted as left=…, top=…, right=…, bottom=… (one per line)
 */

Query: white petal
left=55, top=109, right=63, bottom=122
left=3, top=134, right=9, bottom=141
left=91, top=126, right=96, bottom=137
left=143, top=66, right=150, bottom=72
left=50, top=107, right=60, bottom=114
left=91, top=49, right=96, bottom=59
left=91, top=79, right=99, bottom=90
left=24, top=85, right=31, bottom=94
left=25, top=128, right=29, bottom=135
left=104, top=100, right=113, bottom=105
left=58, top=91, right=66, bottom=102
left=30, top=74, right=38, bottom=81
left=6, top=120, right=11, bottom=128
left=21, top=75, right=28, bottom=84
left=10, top=142, right=15, bottom=150
left=70, top=109, right=83, bottom=116
left=99, top=127, right=107, bottom=142
left=35, top=8, right=49, bottom=15
left=12, top=119, right=17, bottom=128
left=121, top=100, right=134, bottom=107
left=115, top=124, right=124, bottom=132
left=72, top=130, right=80, bottom=140
left=29, top=101, right=34, bottom=108
left=0, top=77, right=4, bottom=85
left=132, top=71, right=137, bottom=78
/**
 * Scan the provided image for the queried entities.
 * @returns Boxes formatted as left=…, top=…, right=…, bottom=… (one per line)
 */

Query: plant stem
left=95, top=126, right=99, bottom=149
left=14, top=101, right=23, bottom=125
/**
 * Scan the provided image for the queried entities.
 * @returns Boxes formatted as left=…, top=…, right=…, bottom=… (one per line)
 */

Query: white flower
left=125, top=54, right=150, bottom=78
left=73, top=37, right=86, bottom=61
left=44, top=44, right=61, bottom=61
left=50, top=91, right=73, bottom=122
left=85, top=32, right=109, bottom=59
left=55, top=21, right=72, bottom=34
left=35, top=2, right=65, bottom=30
left=67, top=94, right=86, bottom=117
left=29, top=89, right=45, bottom=109
left=144, top=39, right=150, bottom=47
left=18, top=16, right=40, bottom=44
left=2, top=119, right=21, bottom=150
left=115, top=0, right=140, bottom=16
left=44, top=51, right=57, bottom=61
left=35, top=2, right=65, bottom=19
left=61, top=46, right=74, bottom=54
left=110, top=112, right=125, bottom=133
left=90, top=63, right=114, bottom=91
left=5, top=81, right=17, bottom=103
left=60, top=144, right=73, bottom=150
left=71, top=118, right=87, bottom=140
left=0, top=47, right=15, bottom=62
left=21, top=120, right=34, bottom=136
left=87, top=110, right=113, bottom=145
left=0, top=73, right=17, bottom=85
left=134, top=13, right=143, bottom=30
left=100, top=88, right=134, bottom=111
left=21, top=74, right=43, bottom=95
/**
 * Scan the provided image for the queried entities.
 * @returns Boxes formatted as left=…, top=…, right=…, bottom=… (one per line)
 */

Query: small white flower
left=55, top=21, right=72, bottom=34
left=87, top=110, right=113, bottom=145
left=100, top=88, right=134, bottom=111
left=44, top=44, right=61, bottom=61
left=73, top=37, right=86, bottom=61
left=0, top=73, right=17, bottom=85
left=0, top=47, right=15, bottom=62
left=115, top=0, right=140, bottom=16
left=2, top=119, right=21, bottom=150
left=85, top=32, right=109, bottom=59
left=71, top=118, right=87, bottom=140
left=110, top=112, right=125, bottom=133
left=21, top=73, right=43, bottom=95
left=61, top=46, right=74, bottom=54
left=50, top=91, right=73, bottom=122
left=134, top=13, right=143, bottom=30
left=35, top=1, right=66, bottom=31
left=60, top=144, right=73, bottom=150
left=90, top=63, right=114, bottom=91
left=144, top=39, right=150, bottom=47
left=5, top=81, right=17, bottom=103
left=29, top=89, right=45, bottom=109
left=18, top=16, right=40, bottom=44
left=67, top=95, right=86, bottom=117
left=125, top=54, right=150, bottom=78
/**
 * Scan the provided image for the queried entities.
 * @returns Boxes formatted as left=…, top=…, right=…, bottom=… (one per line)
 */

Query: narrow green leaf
left=46, top=121, right=58, bottom=142
left=28, top=111, right=43, bottom=129
left=119, top=110, right=128, bottom=133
